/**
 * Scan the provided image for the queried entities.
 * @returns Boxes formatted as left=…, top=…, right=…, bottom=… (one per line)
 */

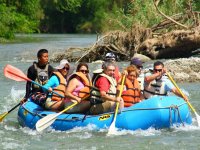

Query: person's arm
left=65, top=78, right=81, bottom=103
left=165, top=79, right=189, bottom=101
left=25, top=66, right=35, bottom=98
left=144, top=72, right=160, bottom=83
left=42, top=75, right=59, bottom=92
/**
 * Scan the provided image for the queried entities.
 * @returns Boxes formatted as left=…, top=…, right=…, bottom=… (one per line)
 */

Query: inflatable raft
left=18, top=96, right=192, bottom=131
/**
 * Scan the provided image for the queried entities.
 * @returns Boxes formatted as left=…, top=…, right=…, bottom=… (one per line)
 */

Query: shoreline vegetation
left=1, top=1, right=200, bottom=82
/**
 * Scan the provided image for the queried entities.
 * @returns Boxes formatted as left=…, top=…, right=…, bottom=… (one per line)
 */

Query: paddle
left=4, top=64, right=64, bottom=98
left=108, top=74, right=126, bottom=135
left=167, top=72, right=200, bottom=126
left=36, top=94, right=89, bottom=132
left=0, top=102, right=21, bottom=122
left=36, top=102, right=78, bottom=132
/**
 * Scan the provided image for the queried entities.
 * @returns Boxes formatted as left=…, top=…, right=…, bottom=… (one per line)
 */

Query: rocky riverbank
left=164, top=57, right=200, bottom=82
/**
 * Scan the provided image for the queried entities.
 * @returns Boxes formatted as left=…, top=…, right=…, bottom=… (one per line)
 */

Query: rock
left=164, top=57, right=200, bottom=82
left=132, top=53, right=151, bottom=62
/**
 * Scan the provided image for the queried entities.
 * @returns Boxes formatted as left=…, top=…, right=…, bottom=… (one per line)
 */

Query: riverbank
left=164, top=57, right=200, bottom=82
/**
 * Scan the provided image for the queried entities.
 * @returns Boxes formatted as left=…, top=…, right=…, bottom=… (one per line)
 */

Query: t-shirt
left=95, top=77, right=110, bottom=92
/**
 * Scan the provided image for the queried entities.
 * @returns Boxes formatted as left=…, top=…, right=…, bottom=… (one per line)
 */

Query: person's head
left=55, top=59, right=70, bottom=77
left=103, top=61, right=116, bottom=77
left=126, top=65, right=139, bottom=83
left=105, top=52, right=116, bottom=62
left=37, top=49, right=49, bottom=65
left=130, top=57, right=143, bottom=74
left=76, top=63, right=89, bottom=75
left=153, top=61, right=164, bottom=79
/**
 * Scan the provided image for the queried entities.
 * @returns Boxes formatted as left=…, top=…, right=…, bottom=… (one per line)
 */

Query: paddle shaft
left=7, top=70, right=64, bottom=98
left=167, top=72, right=196, bottom=113
left=0, top=102, right=21, bottom=122
left=108, top=75, right=126, bottom=134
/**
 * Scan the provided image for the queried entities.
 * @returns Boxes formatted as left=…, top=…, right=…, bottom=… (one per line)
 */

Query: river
left=0, top=34, right=200, bottom=150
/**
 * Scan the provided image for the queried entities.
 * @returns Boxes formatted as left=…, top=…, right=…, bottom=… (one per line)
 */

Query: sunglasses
left=137, top=66, right=143, bottom=69
left=63, top=67, right=70, bottom=71
left=80, top=70, right=89, bottom=73
left=154, top=69, right=162, bottom=72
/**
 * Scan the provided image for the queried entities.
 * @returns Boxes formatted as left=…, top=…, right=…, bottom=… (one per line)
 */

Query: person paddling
left=121, top=65, right=143, bottom=107
left=24, top=49, right=54, bottom=102
left=90, top=61, right=124, bottom=115
left=64, top=63, right=91, bottom=113
left=144, top=61, right=188, bottom=100
left=42, top=59, right=70, bottom=111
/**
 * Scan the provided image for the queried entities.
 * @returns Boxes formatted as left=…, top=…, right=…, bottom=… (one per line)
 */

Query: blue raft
left=18, top=96, right=192, bottom=131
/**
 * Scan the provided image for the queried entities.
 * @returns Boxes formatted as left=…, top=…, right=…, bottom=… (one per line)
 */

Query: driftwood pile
left=51, top=0, right=200, bottom=63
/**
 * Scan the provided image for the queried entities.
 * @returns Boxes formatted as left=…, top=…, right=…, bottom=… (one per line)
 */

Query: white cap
left=93, top=68, right=103, bottom=74
left=55, top=59, right=69, bottom=69
left=105, top=52, right=115, bottom=59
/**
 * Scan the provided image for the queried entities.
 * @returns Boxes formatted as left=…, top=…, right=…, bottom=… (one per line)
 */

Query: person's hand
left=122, top=70, right=128, bottom=76
left=48, top=88, right=53, bottom=93
left=76, top=97, right=82, bottom=103
left=20, top=98, right=27, bottom=104
left=183, top=95, right=189, bottom=102
left=115, top=97, right=123, bottom=102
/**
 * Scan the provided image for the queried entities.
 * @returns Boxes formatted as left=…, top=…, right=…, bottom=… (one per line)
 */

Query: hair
left=76, top=63, right=89, bottom=72
left=126, top=65, right=139, bottom=77
left=154, top=61, right=164, bottom=68
left=37, top=49, right=48, bottom=58
left=102, top=61, right=116, bottom=71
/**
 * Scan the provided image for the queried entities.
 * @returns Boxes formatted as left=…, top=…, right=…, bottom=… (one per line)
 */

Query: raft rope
left=21, top=102, right=187, bottom=124
left=169, top=105, right=185, bottom=127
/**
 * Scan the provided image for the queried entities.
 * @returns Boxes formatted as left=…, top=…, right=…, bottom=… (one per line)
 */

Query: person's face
left=153, top=65, right=163, bottom=79
left=38, top=53, right=48, bottom=65
left=136, top=65, right=143, bottom=74
left=60, top=64, right=70, bottom=77
left=127, top=71, right=137, bottom=83
left=105, top=65, right=115, bottom=77
left=78, top=66, right=89, bottom=75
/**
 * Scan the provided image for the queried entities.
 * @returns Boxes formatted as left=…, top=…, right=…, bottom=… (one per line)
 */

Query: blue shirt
left=42, top=75, right=60, bottom=92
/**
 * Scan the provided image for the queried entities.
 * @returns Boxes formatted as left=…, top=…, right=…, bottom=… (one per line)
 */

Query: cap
left=55, top=59, right=69, bottom=69
left=93, top=68, right=103, bottom=74
left=130, top=57, right=143, bottom=66
left=105, top=52, right=116, bottom=59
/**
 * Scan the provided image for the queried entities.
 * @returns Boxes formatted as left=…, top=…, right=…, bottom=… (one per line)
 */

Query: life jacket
left=122, top=78, right=141, bottom=107
left=51, top=71, right=66, bottom=101
left=68, top=72, right=92, bottom=99
left=143, top=78, right=167, bottom=99
left=91, top=73, right=117, bottom=101
left=33, top=62, right=49, bottom=89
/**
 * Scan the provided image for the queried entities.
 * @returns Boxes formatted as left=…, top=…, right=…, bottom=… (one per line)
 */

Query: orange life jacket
left=68, top=72, right=92, bottom=98
left=51, top=71, right=66, bottom=101
left=122, top=78, right=141, bottom=107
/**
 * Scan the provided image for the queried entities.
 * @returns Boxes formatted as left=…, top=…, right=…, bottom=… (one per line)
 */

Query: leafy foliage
left=1, top=0, right=200, bottom=40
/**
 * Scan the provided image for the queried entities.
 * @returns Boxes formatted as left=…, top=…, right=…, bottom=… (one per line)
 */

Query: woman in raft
left=42, top=59, right=70, bottom=111
left=64, top=63, right=92, bottom=113
left=121, top=65, right=143, bottom=107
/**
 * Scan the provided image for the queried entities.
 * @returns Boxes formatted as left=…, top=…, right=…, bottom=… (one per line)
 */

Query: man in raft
left=143, top=61, right=188, bottom=100
left=89, top=61, right=124, bottom=115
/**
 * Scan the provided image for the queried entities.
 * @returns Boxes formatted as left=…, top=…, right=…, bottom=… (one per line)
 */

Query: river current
left=0, top=34, right=200, bottom=150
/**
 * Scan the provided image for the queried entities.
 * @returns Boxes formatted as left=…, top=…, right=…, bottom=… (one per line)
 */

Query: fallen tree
left=50, top=0, right=200, bottom=63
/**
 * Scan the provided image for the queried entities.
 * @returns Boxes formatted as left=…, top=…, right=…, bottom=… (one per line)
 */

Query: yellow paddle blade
left=0, top=112, right=8, bottom=122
